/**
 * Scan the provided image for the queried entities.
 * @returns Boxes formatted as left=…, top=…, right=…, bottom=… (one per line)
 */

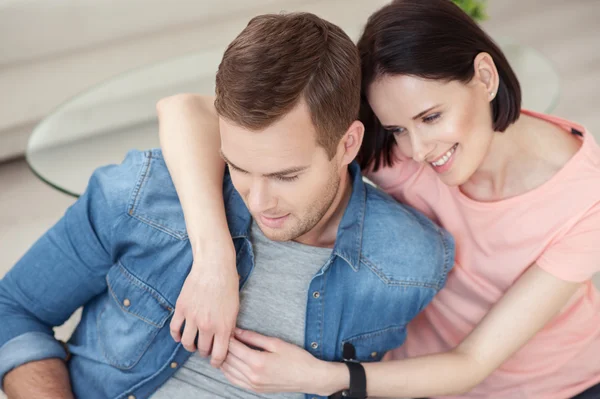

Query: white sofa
left=0, top=0, right=389, bottom=162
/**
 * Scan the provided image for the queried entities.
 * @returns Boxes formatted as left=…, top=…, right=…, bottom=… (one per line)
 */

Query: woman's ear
left=473, top=52, right=500, bottom=102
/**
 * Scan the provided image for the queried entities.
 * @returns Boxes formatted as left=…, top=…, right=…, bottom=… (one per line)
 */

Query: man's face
left=219, top=101, right=342, bottom=242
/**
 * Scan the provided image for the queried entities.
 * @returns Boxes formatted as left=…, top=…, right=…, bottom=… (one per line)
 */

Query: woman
left=156, top=0, right=600, bottom=398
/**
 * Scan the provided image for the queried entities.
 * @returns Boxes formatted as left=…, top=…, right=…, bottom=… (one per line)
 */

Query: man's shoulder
left=95, top=149, right=246, bottom=241
left=91, top=149, right=188, bottom=240
left=360, top=183, right=455, bottom=288
left=362, top=183, right=441, bottom=236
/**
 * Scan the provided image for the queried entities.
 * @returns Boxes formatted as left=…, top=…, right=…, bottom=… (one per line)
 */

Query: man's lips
left=259, top=214, right=289, bottom=228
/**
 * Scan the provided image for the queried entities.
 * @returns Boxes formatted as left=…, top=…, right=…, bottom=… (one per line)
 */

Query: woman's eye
left=386, top=127, right=407, bottom=136
left=423, top=113, right=441, bottom=123
left=275, top=175, right=299, bottom=182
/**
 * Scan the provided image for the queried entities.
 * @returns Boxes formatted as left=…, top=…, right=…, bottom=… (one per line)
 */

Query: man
left=0, top=12, right=453, bottom=399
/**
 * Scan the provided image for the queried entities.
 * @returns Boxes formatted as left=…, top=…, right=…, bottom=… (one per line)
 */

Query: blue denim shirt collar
left=224, top=162, right=365, bottom=271
left=331, top=162, right=365, bottom=271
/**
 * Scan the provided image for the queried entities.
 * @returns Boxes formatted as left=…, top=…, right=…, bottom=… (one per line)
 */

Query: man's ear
left=336, top=120, right=365, bottom=167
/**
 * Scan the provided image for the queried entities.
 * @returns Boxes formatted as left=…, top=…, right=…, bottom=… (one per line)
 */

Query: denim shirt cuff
left=0, top=332, right=67, bottom=391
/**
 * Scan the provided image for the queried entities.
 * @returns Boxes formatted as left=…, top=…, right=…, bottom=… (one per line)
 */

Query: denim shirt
left=0, top=150, right=454, bottom=399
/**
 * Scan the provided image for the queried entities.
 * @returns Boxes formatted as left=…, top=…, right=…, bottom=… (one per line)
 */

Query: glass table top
left=26, top=38, right=560, bottom=197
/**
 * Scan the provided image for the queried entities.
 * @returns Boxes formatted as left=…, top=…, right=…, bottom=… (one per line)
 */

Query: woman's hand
left=220, top=329, right=348, bottom=396
left=170, top=235, right=239, bottom=368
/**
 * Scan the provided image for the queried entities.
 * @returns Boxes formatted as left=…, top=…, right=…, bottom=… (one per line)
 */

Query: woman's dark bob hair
left=357, top=0, right=521, bottom=171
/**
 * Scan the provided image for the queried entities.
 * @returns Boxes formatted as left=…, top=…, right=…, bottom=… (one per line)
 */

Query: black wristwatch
left=329, top=343, right=368, bottom=399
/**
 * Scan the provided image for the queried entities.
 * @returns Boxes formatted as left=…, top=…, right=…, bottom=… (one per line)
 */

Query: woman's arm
left=329, top=264, right=581, bottom=397
left=157, top=94, right=238, bottom=368
left=218, top=264, right=580, bottom=397
left=157, top=94, right=225, bottom=250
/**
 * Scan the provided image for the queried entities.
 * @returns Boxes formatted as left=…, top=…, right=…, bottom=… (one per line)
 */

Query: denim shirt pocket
left=341, top=325, right=407, bottom=362
left=98, top=262, right=174, bottom=370
left=126, top=151, right=189, bottom=241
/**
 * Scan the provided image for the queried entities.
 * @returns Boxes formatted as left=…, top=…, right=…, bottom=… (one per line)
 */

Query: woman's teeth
left=431, top=144, right=457, bottom=167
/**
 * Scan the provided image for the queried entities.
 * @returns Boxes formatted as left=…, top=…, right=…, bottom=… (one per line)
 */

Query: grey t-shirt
left=152, top=222, right=332, bottom=398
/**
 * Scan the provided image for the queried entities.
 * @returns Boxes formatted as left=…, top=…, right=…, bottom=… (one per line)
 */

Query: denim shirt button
left=370, top=351, right=378, bottom=358
left=123, top=299, right=131, bottom=307
left=310, top=342, right=318, bottom=349
left=170, top=362, right=178, bottom=368
left=127, top=395, right=136, bottom=399
left=312, top=291, right=320, bottom=299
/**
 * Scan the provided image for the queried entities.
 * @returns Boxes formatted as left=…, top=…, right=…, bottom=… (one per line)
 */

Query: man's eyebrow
left=263, top=166, right=309, bottom=178
left=220, top=150, right=248, bottom=173
left=220, top=150, right=309, bottom=177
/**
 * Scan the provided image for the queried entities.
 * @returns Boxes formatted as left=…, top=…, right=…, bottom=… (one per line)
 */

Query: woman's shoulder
left=522, top=110, right=598, bottom=161
left=522, top=111, right=600, bottom=189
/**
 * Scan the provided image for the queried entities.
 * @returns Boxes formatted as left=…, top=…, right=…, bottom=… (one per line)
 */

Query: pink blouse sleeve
left=537, top=202, right=600, bottom=282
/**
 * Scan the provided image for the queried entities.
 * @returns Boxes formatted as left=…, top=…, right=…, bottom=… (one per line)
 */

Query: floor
left=0, top=0, right=598, bottom=395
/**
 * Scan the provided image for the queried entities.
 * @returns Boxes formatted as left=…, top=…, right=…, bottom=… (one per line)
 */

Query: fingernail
left=235, top=328, right=243, bottom=335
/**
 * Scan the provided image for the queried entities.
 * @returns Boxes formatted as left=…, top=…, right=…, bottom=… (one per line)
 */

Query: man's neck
left=294, top=171, right=353, bottom=248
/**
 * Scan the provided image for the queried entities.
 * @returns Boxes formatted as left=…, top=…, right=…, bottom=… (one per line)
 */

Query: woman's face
left=367, top=74, right=495, bottom=186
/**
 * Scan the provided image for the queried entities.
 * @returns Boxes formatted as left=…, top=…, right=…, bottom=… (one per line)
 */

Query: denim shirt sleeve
left=0, top=150, right=144, bottom=386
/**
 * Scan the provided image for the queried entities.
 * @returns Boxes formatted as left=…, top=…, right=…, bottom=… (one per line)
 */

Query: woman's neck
left=459, top=113, right=582, bottom=202
left=460, top=120, right=522, bottom=200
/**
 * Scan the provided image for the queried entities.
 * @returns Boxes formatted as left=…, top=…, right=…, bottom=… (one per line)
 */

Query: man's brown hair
left=214, top=12, right=361, bottom=158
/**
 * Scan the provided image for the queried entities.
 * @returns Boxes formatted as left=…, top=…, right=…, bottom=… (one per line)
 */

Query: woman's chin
left=434, top=167, right=468, bottom=187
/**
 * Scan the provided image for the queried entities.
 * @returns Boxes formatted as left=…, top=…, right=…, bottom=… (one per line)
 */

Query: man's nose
left=247, top=179, right=276, bottom=214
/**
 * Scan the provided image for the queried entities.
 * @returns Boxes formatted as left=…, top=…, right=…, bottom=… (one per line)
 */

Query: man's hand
left=3, top=358, right=75, bottom=399
left=170, top=238, right=240, bottom=368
